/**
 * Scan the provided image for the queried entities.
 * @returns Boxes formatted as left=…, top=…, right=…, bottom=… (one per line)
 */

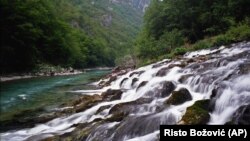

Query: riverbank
left=0, top=67, right=114, bottom=82
left=0, top=70, right=83, bottom=82
left=0, top=70, right=110, bottom=132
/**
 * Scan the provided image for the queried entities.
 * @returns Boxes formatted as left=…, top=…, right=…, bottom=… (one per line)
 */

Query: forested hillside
left=136, top=0, right=250, bottom=63
left=0, top=0, right=147, bottom=73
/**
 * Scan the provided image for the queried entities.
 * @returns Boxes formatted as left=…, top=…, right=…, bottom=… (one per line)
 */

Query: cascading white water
left=209, top=74, right=250, bottom=124
left=1, top=42, right=250, bottom=141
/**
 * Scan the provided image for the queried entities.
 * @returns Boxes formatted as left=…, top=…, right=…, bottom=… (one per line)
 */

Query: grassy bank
left=138, top=23, right=250, bottom=66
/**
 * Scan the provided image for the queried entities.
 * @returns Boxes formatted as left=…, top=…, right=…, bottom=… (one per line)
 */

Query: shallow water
left=0, top=70, right=109, bottom=122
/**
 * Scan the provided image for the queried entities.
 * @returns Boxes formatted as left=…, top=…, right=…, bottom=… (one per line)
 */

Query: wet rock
left=238, top=62, right=250, bottom=74
left=158, top=81, right=176, bottom=97
left=109, top=98, right=152, bottom=115
left=99, top=75, right=117, bottom=87
left=112, top=66, right=122, bottom=73
left=186, top=58, right=195, bottom=63
left=58, top=122, right=94, bottom=141
left=156, top=63, right=187, bottom=77
left=98, top=80, right=106, bottom=87
left=178, top=74, right=193, bottom=83
left=131, top=78, right=139, bottom=87
left=75, top=94, right=103, bottom=113
left=105, top=112, right=128, bottom=122
left=229, top=104, right=250, bottom=125
left=120, top=78, right=128, bottom=86
left=180, top=100, right=210, bottom=125
left=136, top=81, right=148, bottom=91
left=107, top=76, right=117, bottom=84
left=165, top=88, right=192, bottom=105
left=28, top=134, right=59, bottom=141
left=96, top=105, right=111, bottom=114
left=112, top=113, right=175, bottom=141
left=152, top=60, right=170, bottom=68
left=170, top=63, right=187, bottom=68
left=156, top=67, right=169, bottom=77
left=35, top=113, right=62, bottom=123
left=102, top=89, right=123, bottom=101
left=187, top=63, right=200, bottom=70
left=196, top=55, right=209, bottom=62
left=144, top=81, right=175, bottom=98
left=129, top=71, right=145, bottom=77
left=210, top=89, right=218, bottom=98
left=0, top=108, right=51, bottom=132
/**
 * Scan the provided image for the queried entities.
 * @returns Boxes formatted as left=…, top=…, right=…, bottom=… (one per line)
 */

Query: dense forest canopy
left=1, top=0, right=250, bottom=73
left=0, top=0, right=144, bottom=73
left=136, top=0, right=250, bottom=61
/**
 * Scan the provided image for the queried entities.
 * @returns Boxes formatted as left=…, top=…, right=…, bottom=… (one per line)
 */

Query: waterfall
left=1, top=41, right=250, bottom=141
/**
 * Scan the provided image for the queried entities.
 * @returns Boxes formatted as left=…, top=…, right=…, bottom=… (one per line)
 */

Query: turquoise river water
left=0, top=70, right=109, bottom=122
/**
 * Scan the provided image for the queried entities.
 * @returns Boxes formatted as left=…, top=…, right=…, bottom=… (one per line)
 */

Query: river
left=0, top=70, right=109, bottom=130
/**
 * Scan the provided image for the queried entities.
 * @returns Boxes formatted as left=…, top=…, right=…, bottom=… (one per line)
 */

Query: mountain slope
left=0, top=0, right=148, bottom=73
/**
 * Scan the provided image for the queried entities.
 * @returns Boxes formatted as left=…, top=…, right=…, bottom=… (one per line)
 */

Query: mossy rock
left=101, top=89, right=123, bottom=101
left=165, top=88, right=192, bottom=105
left=181, top=100, right=210, bottom=125
left=75, top=94, right=103, bottom=113
left=96, top=105, right=111, bottom=114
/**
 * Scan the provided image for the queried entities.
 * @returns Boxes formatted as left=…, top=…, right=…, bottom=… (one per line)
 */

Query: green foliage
left=193, top=40, right=213, bottom=50
left=174, top=47, right=188, bottom=56
left=225, top=23, right=250, bottom=41
left=135, top=0, right=250, bottom=62
left=0, top=0, right=144, bottom=73
left=214, top=23, right=250, bottom=46
left=213, top=35, right=232, bottom=47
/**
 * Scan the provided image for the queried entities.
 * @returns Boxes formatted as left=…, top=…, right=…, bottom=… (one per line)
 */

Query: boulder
left=129, top=71, right=145, bottom=77
left=238, top=62, right=250, bottom=75
left=105, top=112, right=128, bottom=122
left=96, top=105, right=111, bottom=114
left=180, top=100, right=210, bottom=124
left=229, top=104, right=250, bottom=125
left=156, top=67, right=169, bottom=77
left=109, top=98, right=152, bottom=115
left=75, top=94, right=103, bottom=112
left=165, top=88, right=192, bottom=105
left=186, top=58, right=195, bottom=63
left=136, top=81, right=148, bottom=91
left=102, top=89, right=123, bottom=101
left=152, top=60, right=170, bottom=68
left=178, top=74, right=193, bottom=83
left=156, top=63, right=187, bottom=77
left=131, top=78, right=139, bottom=87
left=98, top=75, right=117, bottom=87
left=120, top=78, right=128, bottom=87
left=157, top=81, right=176, bottom=97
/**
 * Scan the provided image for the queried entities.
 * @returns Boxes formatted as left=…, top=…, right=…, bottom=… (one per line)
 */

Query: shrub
left=174, top=47, right=188, bottom=55
left=213, top=35, right=231, bottom=46
left=193, top=40, right=213, bottom=50
left=226, top=23, right=250, bottom=42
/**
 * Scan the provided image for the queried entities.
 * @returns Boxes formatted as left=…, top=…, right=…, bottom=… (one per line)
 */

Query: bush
left=174, top=47, right=188, bottom=55
left=213, top=35, right=231, bottom=46
left=193, top=40, right=213, bottom=50
left=226, top=23, right=250, bottom=42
